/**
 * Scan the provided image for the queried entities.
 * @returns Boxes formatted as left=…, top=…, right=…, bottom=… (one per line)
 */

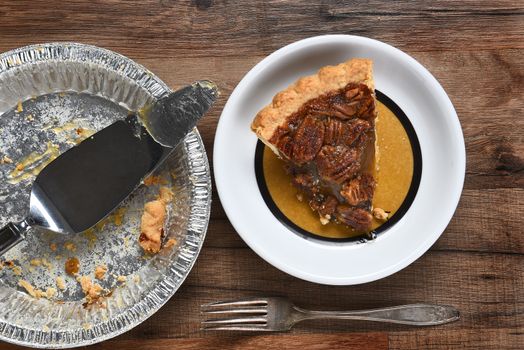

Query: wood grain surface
left=0, top=1, right=523, bottom=349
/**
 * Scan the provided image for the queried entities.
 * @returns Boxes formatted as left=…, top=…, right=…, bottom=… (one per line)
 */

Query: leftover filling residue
left=7, top=142, right=59, bottom=184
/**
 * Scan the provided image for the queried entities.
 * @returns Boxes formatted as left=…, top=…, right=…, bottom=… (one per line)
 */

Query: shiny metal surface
left=143, top=81, right=219, bottom=147
left=0, top=43, right=212, bottom=348
left=26, top=114, right=170, bottom=235
left=201, top=297, right=460, bottom=331
left=0, top=81, right=216, bottom=256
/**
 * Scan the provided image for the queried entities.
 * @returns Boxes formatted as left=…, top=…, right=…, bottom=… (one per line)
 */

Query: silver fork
left=201, top=297, right=460, bottom=331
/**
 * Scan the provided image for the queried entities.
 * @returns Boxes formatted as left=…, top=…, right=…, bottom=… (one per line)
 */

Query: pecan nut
left=316, top=145, right=360, bottom=184
left=324, top=118, right=371, bottom=147
left=336, top=205, right=373, bottom=231
left=276, top=134, right=293, bottom=159
left=340, top=173, right=375, bottom=208
left=291, top=116, right=325, bottom=164
left=309, top=195, right=338, bottom=218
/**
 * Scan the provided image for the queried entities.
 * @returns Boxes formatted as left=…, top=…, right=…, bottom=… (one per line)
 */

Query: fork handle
left=294, top=304, right=459, bottom=326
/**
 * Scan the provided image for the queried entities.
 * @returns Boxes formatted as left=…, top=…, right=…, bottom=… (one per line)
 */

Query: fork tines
left=201, top=299, right=269, bottom=331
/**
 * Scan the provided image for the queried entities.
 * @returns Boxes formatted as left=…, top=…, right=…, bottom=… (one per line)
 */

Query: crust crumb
left=56, top=277, right=66, bottom=290
left=12, top=266, right=22, bottom=276
left=143, top=175, right=167, bottom=186
left=372, top=207, right=389, bottom=220
left=45, top=287, right=56, bottom=298
left=138, top=187, right=173, bottom=254
left=18, top=279, right=40, bottom=298
left=64, top=242, right=77, bottom=252
left=1, top=156, right=13, bottom=164
left=94, top=265, right=108, bottom=280
left=116, top=275, right=127, bottom=283
left=18, top=280, right=55, bottom=299
left=164, top=238, right=177, bottom=249
left=79, top=276, right=103, bottom=305
left=30, top=258, right=42, bottom=266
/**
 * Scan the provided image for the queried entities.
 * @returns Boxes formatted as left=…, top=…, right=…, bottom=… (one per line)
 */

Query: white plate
left=214, top=35, right=465, bottom=285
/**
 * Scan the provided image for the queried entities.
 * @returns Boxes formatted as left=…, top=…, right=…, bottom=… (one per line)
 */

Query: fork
left=201, top=297, right=460, bottom=331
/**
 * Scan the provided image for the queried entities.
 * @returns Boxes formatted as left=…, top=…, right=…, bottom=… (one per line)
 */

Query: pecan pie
left=251, top=59, right=378, bottom=231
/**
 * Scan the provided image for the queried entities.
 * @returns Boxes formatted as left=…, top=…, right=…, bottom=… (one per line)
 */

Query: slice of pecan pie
left=251, top=59, right=378, bottom=231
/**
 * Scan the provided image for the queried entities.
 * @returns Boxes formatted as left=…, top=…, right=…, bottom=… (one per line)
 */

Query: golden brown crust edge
left=251, top=58, right=374, bottom=148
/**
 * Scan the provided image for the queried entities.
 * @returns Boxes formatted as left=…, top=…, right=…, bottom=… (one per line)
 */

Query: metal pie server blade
left=0, top=80, right=218, bottom=256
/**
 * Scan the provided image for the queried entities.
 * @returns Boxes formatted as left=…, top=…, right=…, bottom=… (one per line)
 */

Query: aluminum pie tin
left=0, top=43, right=211, bottom=348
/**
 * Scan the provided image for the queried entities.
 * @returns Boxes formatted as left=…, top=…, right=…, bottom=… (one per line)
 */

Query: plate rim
left=214, top=34, right=465, bottom=285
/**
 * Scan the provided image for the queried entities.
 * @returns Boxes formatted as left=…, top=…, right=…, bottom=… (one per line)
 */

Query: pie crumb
left=56, top=277, right=66, bottom=290
left=116, top=275, right=126, bottom=283
left=139, top=200, right=166, bottom=253
left=79, top=276, right=103, bottom=305
left=30, top=258, right=42, bottom=266
left=138, top=187, right=173, bottom=254
left=19, top=279, right=40, bottom=299
left=4, top=261, right=22, bottom=275
left=319, top=215, right=330, bottom=225
left=158, top=187, right=173, bottom=202
left=94, top=265, right=108, bottom=280
left=41, top=258, right=52, bottom=271
left=64, top=242, right=77, bottom=252
left=143, top=175, right=167, bottom=186
left=19, top=280, right=57, bottom=300
left=164, top=238, right=177, bottom=249
left=16, top=101, right=23, bottom=113
left=372, top=208, right=389, bottom=221
left=1, top=156, right=13, bottom=164
left=45, top=287, right=56, bottom=298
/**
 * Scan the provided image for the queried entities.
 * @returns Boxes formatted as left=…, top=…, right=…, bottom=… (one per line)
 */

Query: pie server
left=0, top=80, right=218, bottom=256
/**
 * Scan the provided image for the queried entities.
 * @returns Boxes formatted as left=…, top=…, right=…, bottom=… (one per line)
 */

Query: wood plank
left=0, top=1, right=521, bottom=349
left=1, top=333, right=388, bottom=350
left=389, top=328, right=524, bottom=349
left=435, top=188, right=524, bottom=254
left=408, top=50, right=524, bottom=191
left=0, top=1, right=522, bottom=57
left=93, top=249, right=522, bottom=341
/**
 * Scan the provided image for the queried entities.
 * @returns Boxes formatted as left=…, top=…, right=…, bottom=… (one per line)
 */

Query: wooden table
left=0, top=1, right=522, bottom=349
